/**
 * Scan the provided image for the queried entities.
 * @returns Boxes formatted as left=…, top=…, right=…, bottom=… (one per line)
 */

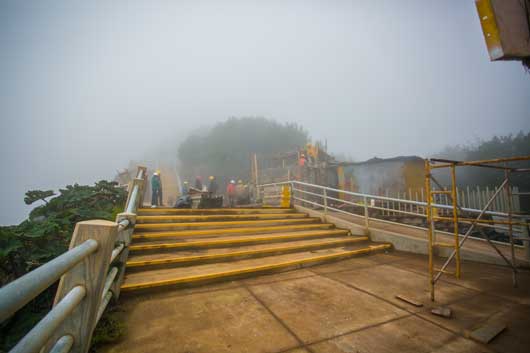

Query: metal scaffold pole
left=425, top=155, right=530, bottom=302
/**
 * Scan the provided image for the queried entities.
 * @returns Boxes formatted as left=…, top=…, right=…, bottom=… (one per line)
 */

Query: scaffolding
left=425, top=155, right=530, bottom=301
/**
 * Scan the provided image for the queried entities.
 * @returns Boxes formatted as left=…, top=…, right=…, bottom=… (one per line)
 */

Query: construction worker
left=208, top=176, right=218, bottom=195
left=298, top=153, right=306, bottom=167
left=235, top=180, right=245, bottom=205
left=151, top=170, right=163, bottom=207
left=298, top=153, right=306, bottom=180
left=226, top=180, right=236, bottom=207
left=195, top=176, right=203, bottom=191
left=182, top=181, right=189, bottom=195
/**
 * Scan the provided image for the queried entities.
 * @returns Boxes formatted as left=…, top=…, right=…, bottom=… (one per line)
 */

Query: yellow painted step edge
left=138, top=208, right=294, bottom=213
left=133, top=224, right=334, bottom=240
left=129, top=229, right=349, bottom=251
left=127, top=237, right=369, bottom=268
left=134, top=218, right=320, bottom=229
left=121, top=244, right=392, bottom=291
left=136, top=213, right=308, bottom=222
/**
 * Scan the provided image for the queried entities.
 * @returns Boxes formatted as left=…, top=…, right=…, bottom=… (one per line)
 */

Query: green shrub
left=0, top=180, right=127, bottom=351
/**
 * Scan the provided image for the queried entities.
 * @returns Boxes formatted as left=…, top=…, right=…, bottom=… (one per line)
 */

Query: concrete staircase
left=121, top=208, right=391, bottom=293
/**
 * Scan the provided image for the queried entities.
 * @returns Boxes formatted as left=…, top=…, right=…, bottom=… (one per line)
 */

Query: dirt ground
left=101, top=251, right=530, bottom=353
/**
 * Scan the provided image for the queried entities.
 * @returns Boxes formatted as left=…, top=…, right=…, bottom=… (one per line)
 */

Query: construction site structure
left=425, top=155, right=530, bottom=301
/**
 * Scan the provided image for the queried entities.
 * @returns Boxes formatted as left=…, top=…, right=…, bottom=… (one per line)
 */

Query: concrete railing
left=0, top=166, right=147, bottom=353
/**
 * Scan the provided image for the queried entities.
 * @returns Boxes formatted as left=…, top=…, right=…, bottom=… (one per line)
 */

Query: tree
left=24, top=190, right=55, bottom=205
left=178, top=117, right=309, bottom=183
left=433, top=131, right=530, bottom=190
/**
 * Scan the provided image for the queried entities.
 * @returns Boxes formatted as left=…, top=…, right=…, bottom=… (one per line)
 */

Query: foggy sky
left=1, top=0, right=529, bottom=224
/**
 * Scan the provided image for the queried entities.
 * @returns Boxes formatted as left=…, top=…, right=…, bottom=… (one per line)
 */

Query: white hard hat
left=230, top=180, right=235, bottom=184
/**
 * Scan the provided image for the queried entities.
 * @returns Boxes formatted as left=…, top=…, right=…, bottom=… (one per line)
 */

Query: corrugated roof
left=336, top=155, right=424, bottom=166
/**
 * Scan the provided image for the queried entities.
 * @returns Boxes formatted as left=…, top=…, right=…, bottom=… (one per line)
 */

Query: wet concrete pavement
left=101, top=251, right=529, bottom=353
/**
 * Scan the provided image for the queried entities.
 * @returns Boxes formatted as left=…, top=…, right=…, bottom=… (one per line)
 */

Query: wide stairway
left=121, top=207, right=391, bottom=293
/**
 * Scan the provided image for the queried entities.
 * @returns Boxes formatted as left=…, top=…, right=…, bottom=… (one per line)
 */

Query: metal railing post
left=44, top=220, right=118, bottom=353
left=363, top=196, right=369, bottom=229
left=504, top=169, right=517, bottom=287
left=323, top=188, right=328, bottom=214
left=425, top=159, right=435, bottom=301
left=523, top=218, right=530, bottom=263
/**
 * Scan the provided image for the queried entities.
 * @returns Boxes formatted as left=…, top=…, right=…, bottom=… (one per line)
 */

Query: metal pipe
left=504, top=169, right=517, bottom=287
left=323, top=188, right=328, bottom=215
left=262, top=180, right=526, bottom=219
left=96, top=290, right=113, bottom=325
left=433, top=178, right=509, bottom=283
left=0, top=239, right=98, bottom=323
left=363, top=196, right=369, bottom=229
left=430, top=155, right=530, bottom=168
left=110, top=243, right=125, bottom=264
left=293, top=186, right=429, bottom=218
left=48, top=335, right=74, bottom=353
left=450, top=164, right=461, bottom=279
left=117, top=219, right=129, bottom=231
left=425, top=160, right=435, bottom=301
left=275, top=181, right=524, bottom=236
left=290, top=189, right=524, bottom=247
left=10, top=286, right=86, bottom=353
left=125, top=184, right=139, bottom=214
left=101, top=267, right=118, bottom=301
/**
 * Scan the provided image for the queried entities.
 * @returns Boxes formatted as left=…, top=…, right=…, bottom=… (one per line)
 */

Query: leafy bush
left=0, top=180, right=127, bottom=352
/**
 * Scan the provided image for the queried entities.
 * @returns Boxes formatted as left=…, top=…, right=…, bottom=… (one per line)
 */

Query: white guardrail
left=258, top=180, right=530, bottom=246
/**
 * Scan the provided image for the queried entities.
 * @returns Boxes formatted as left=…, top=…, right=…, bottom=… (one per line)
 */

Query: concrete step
left=134, top=217, right=321, bottom=232
left=128, top=229, right=350, bottom=252
left=135, top=213, right=308, bottom=223
left=121, top=243, right=392, bottom=293
left=126, top=236, right=369, bottom=269
left=132, top=223, right=336, bottom=242
left=137, top=207, right=295, bottom=216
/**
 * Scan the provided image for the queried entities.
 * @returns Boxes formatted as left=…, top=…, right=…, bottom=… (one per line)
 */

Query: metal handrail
left=260, top=180, right=528, bottom=244
left=125, top=184, right=140, bottom=214
left=10, top=286, right=86, bottom=353
left=260, top=180, right=528, bottom=219
left=48, top=335, right=74, bottom=353
left=0, top=239, right=98, bottom=323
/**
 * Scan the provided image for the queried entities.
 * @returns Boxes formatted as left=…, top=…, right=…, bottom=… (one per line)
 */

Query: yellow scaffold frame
left=425, top=155, right=530, bottom=301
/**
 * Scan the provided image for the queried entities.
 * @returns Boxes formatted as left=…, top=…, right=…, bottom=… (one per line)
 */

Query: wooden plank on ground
left=468, top=322, right=506, bottom=344
left=395, top=295, right=423, bottom=307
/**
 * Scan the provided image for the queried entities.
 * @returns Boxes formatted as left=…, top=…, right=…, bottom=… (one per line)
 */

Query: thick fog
left=1, top=0, right=529, bottom=224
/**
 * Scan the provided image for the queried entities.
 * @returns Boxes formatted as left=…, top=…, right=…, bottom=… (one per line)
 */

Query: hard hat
left=209, top=176, right=214, bottom=180
left=230, top=180, right=235, bottom=184
left=238, top=180, right=243, bottom=184
left=153, top=171, right=159, bottom=176
left=183, top=181, right=188, bottom=184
